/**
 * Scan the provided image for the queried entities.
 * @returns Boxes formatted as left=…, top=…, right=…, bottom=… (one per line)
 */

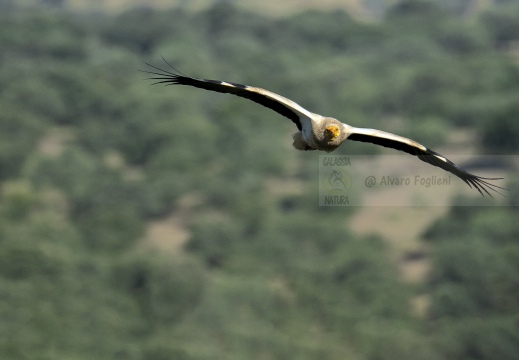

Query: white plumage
left=143, top=61, right=504, bottom=197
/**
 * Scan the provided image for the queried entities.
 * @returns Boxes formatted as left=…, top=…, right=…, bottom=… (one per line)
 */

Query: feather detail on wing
left=347, top=127, right=505, bottom=197
left=142, top=62, right=315, bottom=131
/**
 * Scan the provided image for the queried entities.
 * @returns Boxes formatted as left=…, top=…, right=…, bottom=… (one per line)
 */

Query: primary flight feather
left=143, top=61, right=504, bottom=197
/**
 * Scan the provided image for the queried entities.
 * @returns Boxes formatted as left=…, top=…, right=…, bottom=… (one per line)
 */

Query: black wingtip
left=140, top=59, right=188, bottom=86
left=160, top=56, right=186, bottom=77
left=472, top=176, right=508, bottom=198
left=423, top=147, right=507, bottom=198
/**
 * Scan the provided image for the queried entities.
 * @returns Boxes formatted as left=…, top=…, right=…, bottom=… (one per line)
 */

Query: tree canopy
left=0, top=1, right=517, bottom=359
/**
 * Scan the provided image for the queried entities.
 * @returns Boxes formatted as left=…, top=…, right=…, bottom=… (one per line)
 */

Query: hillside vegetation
left=0, top=0, right=518, bottom=359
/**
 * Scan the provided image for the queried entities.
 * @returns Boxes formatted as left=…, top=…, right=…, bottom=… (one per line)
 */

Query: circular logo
left=322, top=169, right=352, bottom=193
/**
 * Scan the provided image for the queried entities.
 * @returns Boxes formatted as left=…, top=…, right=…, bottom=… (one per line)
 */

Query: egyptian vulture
left=143, top=61, right=504, bottom=197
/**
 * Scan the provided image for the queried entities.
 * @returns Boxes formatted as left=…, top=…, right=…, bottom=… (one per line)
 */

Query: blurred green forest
left=0, top=0, right=518, bottom=359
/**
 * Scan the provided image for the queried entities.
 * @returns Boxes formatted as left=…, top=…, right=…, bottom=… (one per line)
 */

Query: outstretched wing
left=142, top=62, right=315, bottom=131
left=347, top=127, right=505, bottom=197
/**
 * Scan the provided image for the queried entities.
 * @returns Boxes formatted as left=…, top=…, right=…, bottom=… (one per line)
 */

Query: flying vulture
left=143, top=60, right=504, bottom=197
